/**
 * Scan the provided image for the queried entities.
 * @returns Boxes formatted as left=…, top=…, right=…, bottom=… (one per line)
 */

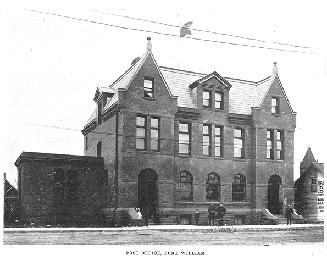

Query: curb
left=4, top=224, right=323, bottom=234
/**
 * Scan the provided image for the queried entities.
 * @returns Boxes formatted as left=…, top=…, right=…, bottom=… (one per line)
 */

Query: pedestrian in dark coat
left=142, top=207, right=149, bottom=227
left=216, top=203, right=226, bottom=226
left=285, top=204, right=294, bottom=225
left=208, top=204, right=215, bottom=226
left=194, top=209, right=200, bottom=225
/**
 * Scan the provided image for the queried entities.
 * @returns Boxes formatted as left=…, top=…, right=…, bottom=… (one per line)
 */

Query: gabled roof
left=160, top=66, right=275, bottom=115
left=160, top=67, right=203, bottom=108
left=300, top=147, right=317, bottom=171
left=85, top=50, right=174, bottom=128
left=190, top=71, right=232, bottom=89
left=84, top=46, right=295, bottom=128
left=93, top=87, right=115, bottom=102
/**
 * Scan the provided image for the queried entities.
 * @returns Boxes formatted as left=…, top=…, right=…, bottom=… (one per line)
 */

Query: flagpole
left=177, top=14, right=181, bottom=69
left=177, top=32, right=180, bottom=69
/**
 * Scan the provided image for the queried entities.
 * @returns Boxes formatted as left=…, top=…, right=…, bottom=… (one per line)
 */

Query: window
left=215, top=92, right=223, bottom=109
left=271, top=97, right=280, bottom=114
left=234, top=128, right=244, bottom=158
left=102, top=96, right=107, bottom=108
left=232, top=173, right=246, bottom=202
left=177, top=171, right=193, bottom=201
left=84, top=136, right=88, bottom=151
left=311, top=177, right=317, bottom=192
left=203, top=124, right=211, bottom=156
left=267, top=129, right=274, bottom=159
left=97, top=101, right=102, bottom=125
left=203, top=90, right=211, bottom=108
left=206, top=173, right=220, bottom=201
left=97, top=141, right=102, bottom=157
left=144, top=78, right=154, bottom=98
left=179, top=122, right=191, bottom=155
left=276, top=130, right=284, bottom=160
left=215, top=126, right=223, bottom=157
left=136, top=116, right=147, bottom=150
left=150, top=117, right=159, bottom=151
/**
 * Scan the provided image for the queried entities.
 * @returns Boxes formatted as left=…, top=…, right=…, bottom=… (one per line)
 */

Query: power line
left=25, top=9, right=315, bottom=54
left=93, top=9, right=315, bottom=50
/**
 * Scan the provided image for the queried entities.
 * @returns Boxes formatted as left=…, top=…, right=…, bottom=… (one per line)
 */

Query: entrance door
left=138, top=169, right=158, bottom=217
left=268, top=175, right=282, bottom=214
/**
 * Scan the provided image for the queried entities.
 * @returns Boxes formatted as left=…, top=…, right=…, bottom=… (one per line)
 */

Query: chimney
left=146, top=36, right=152, bottom=51
left=272, top=61, right=278, bottom=77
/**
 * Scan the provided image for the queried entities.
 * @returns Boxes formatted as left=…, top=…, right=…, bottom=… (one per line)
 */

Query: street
left=3, top=225, right=324, bottom=245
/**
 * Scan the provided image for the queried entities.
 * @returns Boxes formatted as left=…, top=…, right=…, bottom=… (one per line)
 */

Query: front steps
left=261, top=209, right=305, bottom=225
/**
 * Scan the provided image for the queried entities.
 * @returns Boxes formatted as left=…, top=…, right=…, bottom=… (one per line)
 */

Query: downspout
left=114, top=107, right=119, bottom=210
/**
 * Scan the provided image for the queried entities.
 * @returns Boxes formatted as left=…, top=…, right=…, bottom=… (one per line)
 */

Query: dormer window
left=214, top=92, right=223, bottom=109
left=203, top=89, right=224, bottom=110
left=144, top=78, right=154, bottom=98
left=271, top=97, right=279, bottom=114
left=203, top=90, right=211, bottom=108
left=102, top=96, right=107, bottom=108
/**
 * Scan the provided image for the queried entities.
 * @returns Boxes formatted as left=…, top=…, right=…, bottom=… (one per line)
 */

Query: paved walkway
left=4, top=223, right=323, bottom=233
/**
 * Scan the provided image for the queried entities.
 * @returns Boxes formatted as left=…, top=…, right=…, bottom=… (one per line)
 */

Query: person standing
left=285, top=204, right=294, bottom=225
left=216, top=203, right=226, bottom=226
left=142, top=206, right=149, bottom=227
left=194, top=209, right=200, bottom=225
left=208, top=204, right=215, bottom=226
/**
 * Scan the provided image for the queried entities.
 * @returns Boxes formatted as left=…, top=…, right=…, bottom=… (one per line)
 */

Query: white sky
left=1, top=0, right=327, bottom=186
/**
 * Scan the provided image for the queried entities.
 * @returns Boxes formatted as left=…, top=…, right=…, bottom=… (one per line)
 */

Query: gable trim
left=123, top=51, right=176, bottom=98
left=190, top=71, right=232, bottom=89
left=253, top=75, right=295, bottom=114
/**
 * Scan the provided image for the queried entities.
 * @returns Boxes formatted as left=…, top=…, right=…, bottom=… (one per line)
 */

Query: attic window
left=215, top=92, right=223, bottom=109
left=271, top=97, right=280, bottom=114
left=144, top=78, right=154, bottom=98
left=203, top=90, right=211, bottom=108
left=102, top=96, right=107, bottom=108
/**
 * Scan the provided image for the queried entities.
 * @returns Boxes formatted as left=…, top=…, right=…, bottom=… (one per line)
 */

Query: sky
left=2, top=0, right=327, bottom=186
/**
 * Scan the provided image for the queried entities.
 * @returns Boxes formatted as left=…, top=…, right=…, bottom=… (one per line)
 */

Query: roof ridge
left=159, top=66, right=206, bottom=76
left=225, top=77, right=258, bottom=85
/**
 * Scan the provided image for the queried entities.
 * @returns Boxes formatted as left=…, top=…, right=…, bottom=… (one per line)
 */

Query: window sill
left=271, top=113, right=280, bottom=117
left=136, top=149, right=160, bottom=154
left=143, top=97, right=155, bottom=101
left=176, top=201, right=194, bottom=204
left=229, top=201, right=247, bottom=205
left=205, top=201, right=221, bottom=204
left=233, top=157, right=246, bottom=161
left=178, top=154, right=191, bottom=157
left=202, top=107, right=225, bottom=112
left=200, top=155, right=224, bottom=159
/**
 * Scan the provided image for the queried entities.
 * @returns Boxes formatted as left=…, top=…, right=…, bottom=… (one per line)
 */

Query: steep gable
left=254, top=74, right=295, bottom=114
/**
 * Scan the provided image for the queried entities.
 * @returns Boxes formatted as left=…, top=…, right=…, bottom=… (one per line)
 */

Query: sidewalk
left=4, top=223, right=323, bottom=233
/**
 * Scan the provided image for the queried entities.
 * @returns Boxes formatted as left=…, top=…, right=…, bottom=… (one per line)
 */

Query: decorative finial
left=147, top=36, right=152, bottom=51
left=272, top=61, right=278, bottom=76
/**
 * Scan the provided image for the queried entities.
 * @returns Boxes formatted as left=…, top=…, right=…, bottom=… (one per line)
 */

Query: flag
left=180, top=21, right=193, bottom=37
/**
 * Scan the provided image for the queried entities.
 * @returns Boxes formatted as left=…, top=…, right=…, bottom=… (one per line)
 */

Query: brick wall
left=15, top=152, right=108, bottom=226
left=84, top=53, right=296, bottom=224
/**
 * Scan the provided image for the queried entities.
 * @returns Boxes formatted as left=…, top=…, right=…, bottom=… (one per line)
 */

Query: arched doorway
left=138, top=169, right=158, bottom=217
left=268, top=175, right=282, bottom=214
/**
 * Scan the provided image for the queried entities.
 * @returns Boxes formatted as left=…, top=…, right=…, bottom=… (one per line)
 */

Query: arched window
left=232, top=173, right=246, bottom=202
left=206, top=173, right=220, bottom=201
left=176, top=171, right=193, bottom=201
left=97, top=141, right=102, bottom=158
